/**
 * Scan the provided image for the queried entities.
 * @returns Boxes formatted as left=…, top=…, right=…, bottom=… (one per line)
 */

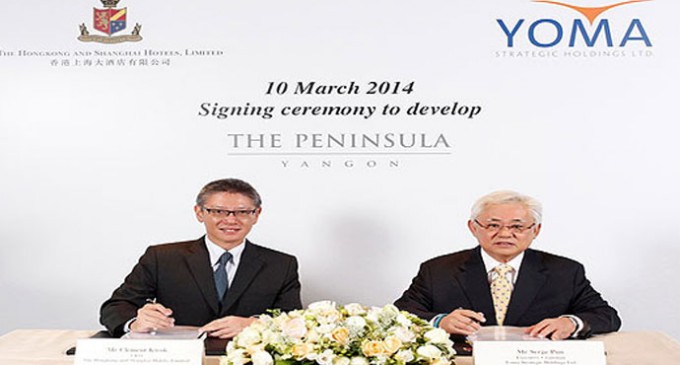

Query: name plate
left=474, top=341, right=605, bottom=365
left=74, top=339, right=204, bottom=365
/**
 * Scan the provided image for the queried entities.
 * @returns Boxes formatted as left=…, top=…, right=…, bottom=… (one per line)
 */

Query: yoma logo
left=497, top=0, right=652, bottom=48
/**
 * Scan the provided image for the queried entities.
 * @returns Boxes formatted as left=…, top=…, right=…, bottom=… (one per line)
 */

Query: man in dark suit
left=395, top=191, right=620, bottom=340
left=100, top=178, right=302, bottom=338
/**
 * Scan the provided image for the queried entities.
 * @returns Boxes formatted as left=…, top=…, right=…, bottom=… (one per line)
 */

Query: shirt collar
left=480, top=247, right=525, bottom=275
left=204, top=236, right=246, bottom=267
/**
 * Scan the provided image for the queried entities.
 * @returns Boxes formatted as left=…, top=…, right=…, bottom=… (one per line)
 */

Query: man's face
left=467, top=203, right=541, bottom=263
left=194, top=192, right=261, bottom=250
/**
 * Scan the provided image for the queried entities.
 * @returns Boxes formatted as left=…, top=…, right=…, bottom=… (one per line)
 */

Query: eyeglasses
left=202, top=207, right=258, bottom=219
left=474, top=219, right=536, bottom=234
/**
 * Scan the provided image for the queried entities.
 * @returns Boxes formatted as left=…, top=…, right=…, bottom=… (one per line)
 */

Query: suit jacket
left=100, top=237, right=302, bottom=337
left=394, top=246, right=621, bottom=338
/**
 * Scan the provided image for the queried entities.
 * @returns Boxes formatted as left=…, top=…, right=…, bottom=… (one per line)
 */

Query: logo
left=534, top=0, right=650, bottom=25
left=78, top=0, right=142, bottom=44
left=497, top=0, right=653, bottom=49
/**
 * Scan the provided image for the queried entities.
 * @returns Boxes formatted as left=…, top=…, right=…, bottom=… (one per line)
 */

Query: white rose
left=306, top=328, right=321, bottom=342
left=273, top=313, right=290, bottom=327
left=394, top=349, right=415, bottom=363
left=288, top=309, right=304, bottom=318
left=380, top=304, right=400, bottom=318
left=258, top=313, right=274, bottom=321
left=251, top=351, right=274, bottom=365
left=345, top=316, right=367, bottom=330
left=283, top=317, right=307, bottom=339
left=392, top=327, right=416, bottom=343
left=373, top=356, right=388, bottom=365
left=316, top=323, right=335, bottom=334
left=245, top=344, right=265, bottom=355
left=250, top=319, right=268, bottom=332
left=316, top=349, right=336, bottom=365
left=236, top=327, right=261, bottom=347
left=365, top=307, right=380, bottom=321
left=344, top=303, right=367, bottom=316
left=416, top=345, right=442, bottom=360
left=334, top=356, right=351, bottom=365
left=424, top=328, right=450, bottom=344
left=225, top=349, right=250, bottom=365
left=260, top=329, right=280, bottom=345
left=317, top=310, right=342, bottom=325
left=308, top=301, right=337, bottom=312
left=350, top=356, right=369, bottom=365
left=395, top=313, right=412, bottom=327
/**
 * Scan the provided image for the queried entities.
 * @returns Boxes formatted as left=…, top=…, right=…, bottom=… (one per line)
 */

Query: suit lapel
left=220, top=241, right=264, bottom=314
left=505, top=249, right=547, bottom=325
left=184, top=237, right=220, bottom=315
left=457, top=247, right=496, bottom=322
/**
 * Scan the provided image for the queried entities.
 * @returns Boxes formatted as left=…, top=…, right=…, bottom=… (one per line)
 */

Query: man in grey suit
left=100, top=178, right=302, bottom=338
left=395, top=191, right=620, bottom=340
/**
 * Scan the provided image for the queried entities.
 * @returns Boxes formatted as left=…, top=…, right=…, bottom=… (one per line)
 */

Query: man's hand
left=130, top=303, right=174, bottom=333
left=439, top=309, right=486, bottom=336
left=199, top=316, right=257, bottom=339
left=525, top=317, right=576, bottom=340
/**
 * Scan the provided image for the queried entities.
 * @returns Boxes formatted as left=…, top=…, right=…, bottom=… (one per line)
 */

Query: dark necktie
left=214, top=251, right=232, bottom=303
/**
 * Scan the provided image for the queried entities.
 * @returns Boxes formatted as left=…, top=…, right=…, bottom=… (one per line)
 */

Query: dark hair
left=196, top=178, right=262, bottom=208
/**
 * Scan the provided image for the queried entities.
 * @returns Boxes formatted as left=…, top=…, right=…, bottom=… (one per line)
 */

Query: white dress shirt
left=479, top=248, right=583, bottom=337
left=123, top=237, right=247, bottom=333
left=205, top=236, right=246, bottom=287
left=480, top=249, right=524, bottom=284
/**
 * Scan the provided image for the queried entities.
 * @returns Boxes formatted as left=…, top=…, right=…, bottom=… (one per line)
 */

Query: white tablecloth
left=1, top=329, right=679, bottom=365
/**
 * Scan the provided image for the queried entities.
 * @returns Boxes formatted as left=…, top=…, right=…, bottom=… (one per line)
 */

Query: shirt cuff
left=560, top=315, right=584, bottom=338
left=123, top=317, right=137, bottom=333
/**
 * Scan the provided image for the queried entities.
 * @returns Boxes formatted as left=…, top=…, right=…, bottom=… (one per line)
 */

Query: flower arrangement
left=222, top=301, right=455, bottom=365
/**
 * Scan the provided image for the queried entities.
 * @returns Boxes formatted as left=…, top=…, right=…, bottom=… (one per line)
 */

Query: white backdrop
left=1, top=0, right=679, bottom=339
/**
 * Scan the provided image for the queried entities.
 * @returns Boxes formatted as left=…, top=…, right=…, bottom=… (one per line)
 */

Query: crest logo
left=78, top=0, right=143, bottom=44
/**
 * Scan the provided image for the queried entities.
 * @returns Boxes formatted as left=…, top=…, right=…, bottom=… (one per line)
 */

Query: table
left=1, top=329, right=679, bottom=365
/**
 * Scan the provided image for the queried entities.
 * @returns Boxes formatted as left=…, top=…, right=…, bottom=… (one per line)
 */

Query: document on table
left=123, top=326, right=203, bottom=339
left=467, top=326, right=549, bottom=342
